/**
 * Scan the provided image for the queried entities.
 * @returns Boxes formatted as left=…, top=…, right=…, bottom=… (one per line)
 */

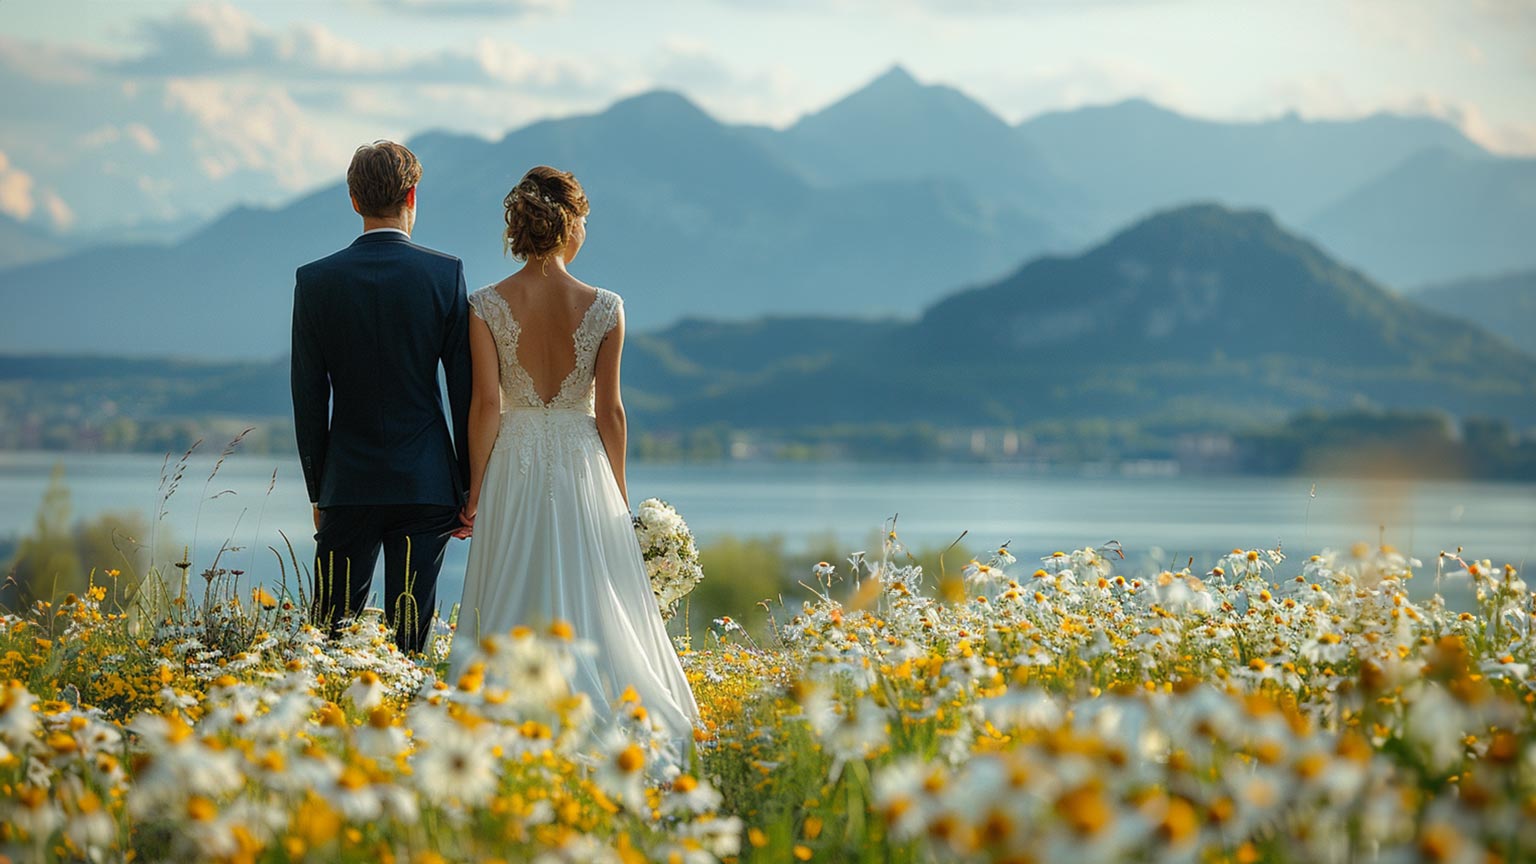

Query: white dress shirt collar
left=361, top=227, right=409, bottom=238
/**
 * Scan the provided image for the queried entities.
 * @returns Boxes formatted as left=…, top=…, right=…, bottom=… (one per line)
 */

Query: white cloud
left=1245, top=77, right=1370, bottom=122
left=125, top=123, right=162, bottom=154
left=707, top=0, right=1191, bottom=12
left=460, top=38, right=603, bottom=93
left=0, top=34, right=103, bottom=85
left=1403, top=94, right=1536, bottom=155
left=116, top=1, right=601, bottom=93
left=79, top=125, right=123, bottom=150
left=0, top=151, right=76, bottom=229
left=1258, top=84, right=1536, bottom=155
left=43, top=190, right=76, bottom=230
left=4, top=27, right=359, bottom=228
left=365, top=0, right=570, bottom=15
left=647, top=38, right=806, bottom=125
left=0, top=151, right=37, bottom=220
left=3, top=0, right=1531, bottom=240
left=120, top=1, right=422, bottom=78
left=123, top=1, right=267, bottom=73
left=77, top=123, right=163, bottom=154
left=161, top=79, right=344, bottom=187
left=911, top=0, right=1197, bottom=12
left=0, top=6, right=623, bottom=233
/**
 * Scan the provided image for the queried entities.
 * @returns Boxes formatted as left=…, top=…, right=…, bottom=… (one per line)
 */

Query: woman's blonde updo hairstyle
left=503, top=166, right=590, bottom=261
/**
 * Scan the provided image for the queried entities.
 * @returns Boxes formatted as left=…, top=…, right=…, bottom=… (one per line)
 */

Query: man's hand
left=313, top=505, right=322, bottom=531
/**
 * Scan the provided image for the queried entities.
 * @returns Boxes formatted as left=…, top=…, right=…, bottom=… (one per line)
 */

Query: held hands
left=453, top=499, right=477, bottom=540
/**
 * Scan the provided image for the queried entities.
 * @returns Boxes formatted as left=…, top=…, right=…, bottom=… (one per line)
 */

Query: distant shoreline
left=2, top=442, right=1533, bottom=484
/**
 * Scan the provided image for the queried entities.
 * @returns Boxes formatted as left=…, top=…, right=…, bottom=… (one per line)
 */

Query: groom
left=291, top=140, right=472, bottom=655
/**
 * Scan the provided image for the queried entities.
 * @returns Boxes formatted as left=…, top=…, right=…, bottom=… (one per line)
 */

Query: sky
left=3, top=0, right=1534, bottom=234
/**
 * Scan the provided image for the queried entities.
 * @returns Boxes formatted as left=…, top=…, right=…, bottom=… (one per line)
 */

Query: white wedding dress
left=447, top=285, right=701, bottom=741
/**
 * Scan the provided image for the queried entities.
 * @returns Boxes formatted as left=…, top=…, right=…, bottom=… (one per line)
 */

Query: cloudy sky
left=4, top=0, right=1534, bottom=234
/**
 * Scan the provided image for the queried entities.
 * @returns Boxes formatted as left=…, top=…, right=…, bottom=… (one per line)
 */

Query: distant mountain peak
left=1060, top=97, right=1185, bottom=121
left=870, top=63, right=919, bottom=89
left=791, top=62, right=1007, bottom=136
left=1013, top=97, right=1193, bottom=137
left=1099, top=202, right=1282, bottom=248
left=603, top=89, right=714, bottom=123
left=1141, top=201, right=1277, bottom=229
left=1110, top=96, right=1173, bottom=113
left=914, top=201, right=1536, bottom=400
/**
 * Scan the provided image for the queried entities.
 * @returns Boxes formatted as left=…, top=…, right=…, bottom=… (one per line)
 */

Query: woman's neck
left=520, top=253, right=569, bottom=278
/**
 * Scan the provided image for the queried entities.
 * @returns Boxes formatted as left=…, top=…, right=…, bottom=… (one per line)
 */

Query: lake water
left=2, top=451, right=1533, bottom=604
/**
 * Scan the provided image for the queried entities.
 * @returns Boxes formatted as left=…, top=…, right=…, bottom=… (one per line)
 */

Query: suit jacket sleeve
left=442, top=261, right=473, bottom=502
left=290, top=273, right=330, bottom=504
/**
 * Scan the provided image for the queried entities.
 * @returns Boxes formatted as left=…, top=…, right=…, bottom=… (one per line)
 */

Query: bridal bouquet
left=632, top=497, right=704, bottom=621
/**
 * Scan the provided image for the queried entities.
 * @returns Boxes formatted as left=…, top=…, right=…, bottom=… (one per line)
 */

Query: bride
left=447, top=166, right=701, bottom=744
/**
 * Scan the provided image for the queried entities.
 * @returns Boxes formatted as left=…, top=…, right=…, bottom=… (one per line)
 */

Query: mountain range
left=629, top=204, right=1536, bottom=430
left=1305, top=150, right=1536, bottom=288
left=3, top=66, right=1535, bottom=359
left=10, top=204, right=1530, bottom=448
left=1014, top=95, right=1488, bottom=233
left=0, top=87, right=1056, bottom=357
left=740, top=66, right=1072, bottom=222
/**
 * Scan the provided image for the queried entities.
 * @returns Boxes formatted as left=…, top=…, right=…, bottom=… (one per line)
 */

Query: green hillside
left=1412, top=270, right=1536, bottom=355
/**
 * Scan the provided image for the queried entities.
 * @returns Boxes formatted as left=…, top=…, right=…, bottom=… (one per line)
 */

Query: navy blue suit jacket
left=291, top=231, right=472, bottom=508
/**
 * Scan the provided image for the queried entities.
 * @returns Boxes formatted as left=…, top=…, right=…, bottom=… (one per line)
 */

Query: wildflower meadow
left=2, top=472, right=1533, bottom=862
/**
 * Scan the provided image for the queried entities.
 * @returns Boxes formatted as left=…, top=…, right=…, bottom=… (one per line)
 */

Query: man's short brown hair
left=347, top=140, right=421, bottom=218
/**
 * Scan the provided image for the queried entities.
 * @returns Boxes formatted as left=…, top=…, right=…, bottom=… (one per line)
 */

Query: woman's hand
left=453, top=499, right=477, bottom=539
left=461, top=310, right=500, bottom=541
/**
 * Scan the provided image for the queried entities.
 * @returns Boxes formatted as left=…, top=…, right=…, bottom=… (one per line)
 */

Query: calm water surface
left=2, top=451, right=1533, bottom=603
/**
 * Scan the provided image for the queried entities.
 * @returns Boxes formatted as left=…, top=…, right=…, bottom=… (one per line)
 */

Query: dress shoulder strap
left=597, top=288, right=623, bottom=335
left=467, top=285, right=495, bottom=320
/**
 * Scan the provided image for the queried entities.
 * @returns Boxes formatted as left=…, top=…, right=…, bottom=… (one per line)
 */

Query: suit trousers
left=311, top=503, right=458, bottom=655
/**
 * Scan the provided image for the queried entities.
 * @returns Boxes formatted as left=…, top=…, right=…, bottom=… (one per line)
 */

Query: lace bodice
left=468, top=285, right=623, bottom=415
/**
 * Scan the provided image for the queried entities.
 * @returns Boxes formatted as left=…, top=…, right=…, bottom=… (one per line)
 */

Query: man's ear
left=404, top=186, right=417, bottom=210
left=350, top=193, right=363, bottom=216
